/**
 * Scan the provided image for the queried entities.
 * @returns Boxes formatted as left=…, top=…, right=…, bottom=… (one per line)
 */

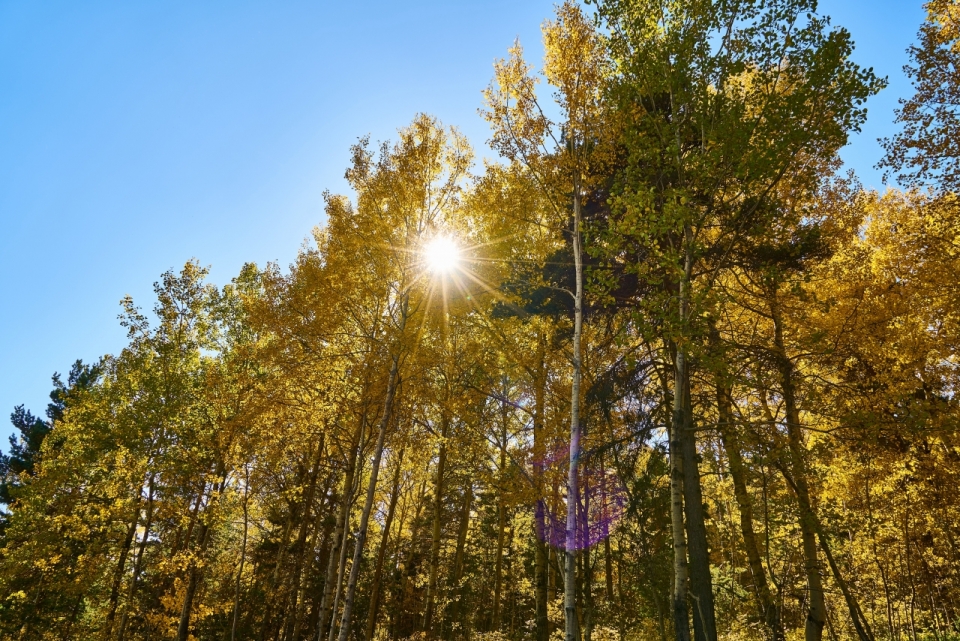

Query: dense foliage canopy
left=2, top=2, right=959, bottom=641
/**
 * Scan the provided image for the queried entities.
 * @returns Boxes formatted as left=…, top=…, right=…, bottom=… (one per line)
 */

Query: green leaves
left=2, top=4, right=959, bottom=640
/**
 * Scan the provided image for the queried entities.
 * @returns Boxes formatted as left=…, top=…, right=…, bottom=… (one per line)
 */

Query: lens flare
left=424, top=236, right=460, bottom=273
left=534, top=445, right=627, bottom=550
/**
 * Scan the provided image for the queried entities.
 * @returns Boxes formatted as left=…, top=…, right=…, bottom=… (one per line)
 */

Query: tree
left=593, top=1, right=881, bottom=638
left=882, top=0, right=960, bottom=192
left=327, top=113, right=472, bottom=641
left=483, top=6, right=612, bottom=641
left=0, top=361, right=100, bottom=512
left=5, top=4, right=960, bottom=640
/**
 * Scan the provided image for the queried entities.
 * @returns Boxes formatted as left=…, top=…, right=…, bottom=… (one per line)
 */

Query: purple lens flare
left=533, top=446, right=626, bottom=551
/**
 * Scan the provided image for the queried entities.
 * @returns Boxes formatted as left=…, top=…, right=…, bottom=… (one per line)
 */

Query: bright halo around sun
left=424, top=236, right=460, bottom=274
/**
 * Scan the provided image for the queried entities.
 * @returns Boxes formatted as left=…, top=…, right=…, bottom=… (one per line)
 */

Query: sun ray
left=408, top=278, right=439, bottom=365
left=400, top=268, right=434, bottom=297
left=455, top=265, right=514, bottom=305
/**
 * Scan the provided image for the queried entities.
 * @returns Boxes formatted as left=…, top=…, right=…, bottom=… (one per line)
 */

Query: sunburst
left=423, top=236, right=460, bottom=274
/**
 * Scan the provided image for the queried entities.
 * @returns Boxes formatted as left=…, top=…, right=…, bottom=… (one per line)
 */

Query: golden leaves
left=542, top=1, right=609, bottom=137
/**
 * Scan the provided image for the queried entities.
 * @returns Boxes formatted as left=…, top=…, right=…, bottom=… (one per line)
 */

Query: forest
left=1, top=1, right=959, bottom=640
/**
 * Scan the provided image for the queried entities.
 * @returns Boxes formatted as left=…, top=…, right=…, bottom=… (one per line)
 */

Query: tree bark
left=770, top=295, right=826, bottom=641
left=231, top=466, right=250, bottom=641
left=453, top=484, right=472, bottom=584
left=261, top=496, right=298, bottom=641
left=565, top=184, right=584, bottom=641
left=817, top=524, right=875, bottom=641
left=366, top=449, right=404, bottom=641
left=714, top=370, right=783, bottom=641
left=865, top=472, right=896, bottom=641
left=423, top=414, right=449, bottom=635
left=104, top=496, right=141, bottom=637
left=281, top=435, right=327, bottom=641
left=494, top=414, right=508, bottom=631
left=396, top=478, right=429, bottom=638
left=447, top=481, right=473, bottom=639
left=604, top=535, right=614, bottom=602
left=293, top=488, right=334, bottom=641
left=118, top=474, right=156, bottom=641
left=582, top=487, right=594, bottom=641
left=669, top=347, right=693, bottom=641
left=779, top=464, right=875, bottom=641
left=533, top=334, right=550, bottom=641
left=317, top=410, right=366, bottom=641
left=177, top=523, right=209, bottom=641
left=177, top=465, right=228, bottom=641
left=336, top=312, right=406, bottom=641
left=679, top=373, right=717, bottom=641
left=327, top=492, right=355, bottom=641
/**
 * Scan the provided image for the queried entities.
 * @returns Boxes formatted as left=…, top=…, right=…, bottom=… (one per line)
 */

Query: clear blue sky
left=0, top=0, right=927, bottom=441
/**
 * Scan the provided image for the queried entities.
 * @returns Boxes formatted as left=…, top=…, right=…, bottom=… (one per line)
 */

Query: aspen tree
left=484, top=6, right=610, bottom=640
left=882, top=0, right=960, bottom=192
left=594, top=0, right=880, bottom=637
left=7, top=4, right=960, bottom=640
left=329, top=115, right=471, bottom=641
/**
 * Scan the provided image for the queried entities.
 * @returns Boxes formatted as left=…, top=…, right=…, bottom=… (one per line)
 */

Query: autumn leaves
left=2, top=2, right=960, bottom=641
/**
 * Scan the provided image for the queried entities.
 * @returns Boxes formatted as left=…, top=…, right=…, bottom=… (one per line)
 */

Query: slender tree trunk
left=492, top=508, right=505, bottom=628
left=175, top=486, right=207, bottom=558
left=757, top=398, right=781, bottom=597
left=549, top=476, right=562, bottom=604
left=668, top=236, right=716, bottom=641
left=423, top=414, right=449, bottom=634
left=817, top=527, right=875, bottom=641
left=679, top=374, right=717, bottom=641
left=281, top=436, right=327, bottom=641
left=494, top=421, right=508, bottom=631
left=337, top=307, right=406, bottom=641
left=231, top=466, right=251, bottom=641
left=770, top=295, right=826, bottom=641
left=327, top=498, right=354, bottom=641
left=449, top=481, right=473, bottom=640
left=669, top=349, right=693, bottom=641
left=865, top=472, right=896, bottom=641
left=905, top=503, right=918, bottom=641
left=178, top=467, right=228, bottom=641
left=294, top=489, right=334, bottom=641
left=779, top=464, right=875, bottom=641
left=318, top=411, right=366, bottom=641
left=582, top=486, right=593, bottom=641
left=104, top=496, right=142, bottom=637
left=118, top=475, right=156, bottom=641
left=549, top=541, right=558, bottom=601
left=509, top=505, right=519, bottom=637
left=508, top=514, right=518, bottom=638
left=453, top=484, right=472, bottom=583
left=604, top=535, right=614, bottom=603
left=713, top=365, right=782, bottom=641
left=532, top=334, right=550, bottom=641
left=366, top=450, right=405, bottom=641
left=262, top=498, right=298, bottom=641
left=645, top=556, right=668, bottom=641
left=396, top=478, right=430, bottom=638
left=565, top=185, right=584, bottom=641
left=177, top=523, right=209, bottom=641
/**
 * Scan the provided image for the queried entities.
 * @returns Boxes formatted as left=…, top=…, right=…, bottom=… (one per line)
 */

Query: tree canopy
left=2, top=2, right=959, bottom=641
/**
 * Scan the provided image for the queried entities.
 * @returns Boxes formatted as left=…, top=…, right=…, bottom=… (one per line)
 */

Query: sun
left=424, top=236, right=460, bottom=274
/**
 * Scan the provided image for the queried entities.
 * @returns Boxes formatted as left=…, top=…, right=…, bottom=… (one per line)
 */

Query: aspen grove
left=3, top=2, right=960, bottom=640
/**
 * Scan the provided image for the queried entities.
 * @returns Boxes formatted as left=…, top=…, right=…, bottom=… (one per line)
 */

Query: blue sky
left=0, top=0, right=927, bottom=440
